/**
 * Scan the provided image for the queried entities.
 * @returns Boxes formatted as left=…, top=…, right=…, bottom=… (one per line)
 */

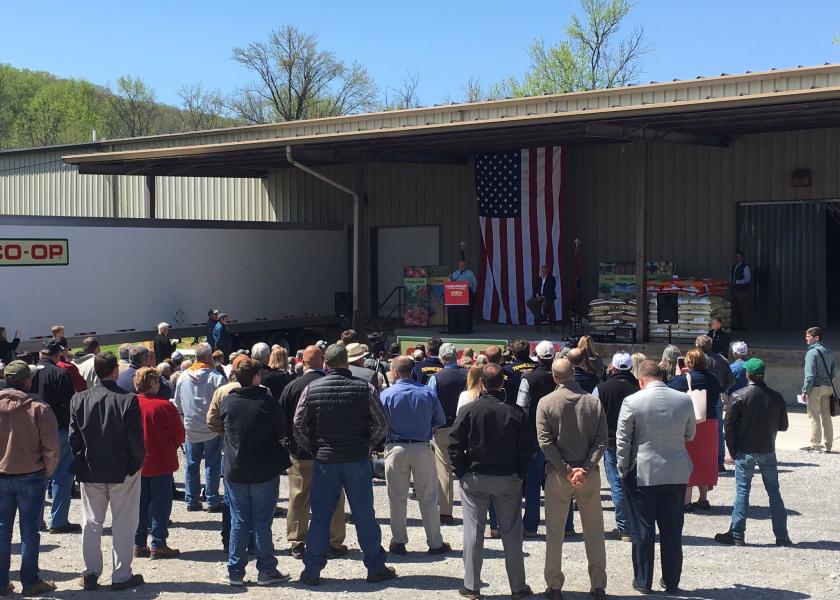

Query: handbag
left=816, top=350, right=839, bottom=418
left=686, top=372, right=708, bottom=424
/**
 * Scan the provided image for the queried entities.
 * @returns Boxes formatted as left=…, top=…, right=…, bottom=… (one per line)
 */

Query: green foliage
left=490, top=0, right=649, bottom=98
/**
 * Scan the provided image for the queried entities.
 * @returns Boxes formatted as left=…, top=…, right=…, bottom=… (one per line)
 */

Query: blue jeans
left=604, top=448, right=629, bottom=534
left=522, top=449, right=545, bottom=532
left=717, top=402, right=725, bottom=466
left=304, top=459, right=385, bottom=578
left=135, top=474, right=174, bottom=549
left=184, top=437, right=222, bottom=508
left=49, top=429, right=73, bottom=528
left=0, top=470, right=47, bottom=586
left=731, top=452, right=788, bottom=541
left=225, top=477, right=279, bottom=577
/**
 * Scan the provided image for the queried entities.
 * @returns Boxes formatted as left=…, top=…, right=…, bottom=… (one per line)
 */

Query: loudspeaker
left=657, top=293, right=679, bottom=324
left=334, top=292, right=351, bottom=318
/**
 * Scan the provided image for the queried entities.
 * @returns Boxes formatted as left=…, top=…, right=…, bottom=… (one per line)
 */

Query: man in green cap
left=716, top=357, right=792, bottom=547
left=0, top=360, right=60, bottom=596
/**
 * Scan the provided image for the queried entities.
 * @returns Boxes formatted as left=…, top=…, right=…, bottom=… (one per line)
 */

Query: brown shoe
left=591, top=588, right=607, bottom=600
left=21, top=579, right=56, bottom=597
left=133, top=546, right=150, bottom=558
left=544, top=588, right=564, bottom=600
left=111, top=574, right=144, bottom=590
left=150, top=545, right=181, bottom=559
left=490, top=529, right=501, bottom=539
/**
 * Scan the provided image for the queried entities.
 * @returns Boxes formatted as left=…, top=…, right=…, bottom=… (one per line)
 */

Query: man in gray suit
left=616, top=360, right=696, bottom=595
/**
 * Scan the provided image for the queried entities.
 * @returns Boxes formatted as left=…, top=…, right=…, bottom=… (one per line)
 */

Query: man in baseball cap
left=730, top=341, right=749, bottom=393
left=0, top=360, right=60, bottom=594
left=594, top=351, right=641, bottom=542
left=31, top=339, right=78, bottom=533
left=717, top=357, right=792, bottom=547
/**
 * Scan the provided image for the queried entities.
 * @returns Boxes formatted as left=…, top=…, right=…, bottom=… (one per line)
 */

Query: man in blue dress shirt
left=380, top=356, right=451, bottom=556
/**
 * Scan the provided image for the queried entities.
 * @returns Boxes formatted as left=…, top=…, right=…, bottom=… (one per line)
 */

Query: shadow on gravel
left=673, top=584, right=810, bottom=599
left=778, top=462, right=819, bottom=468
left=177, top=548, right=227, bottom=563
left=171, top=519, right=223, bottom=531
left=285, top=574, right=463, bottom=593
left=789, top=539, right=840, bottom=551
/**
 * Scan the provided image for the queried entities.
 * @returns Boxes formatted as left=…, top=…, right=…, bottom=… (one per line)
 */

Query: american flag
left=475, top=147, right=565, bottom=325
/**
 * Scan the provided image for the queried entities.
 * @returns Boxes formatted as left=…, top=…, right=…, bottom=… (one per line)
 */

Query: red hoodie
left=57, top=359, right=87, bottom=393
left=137, top=393, right=185, bottom=477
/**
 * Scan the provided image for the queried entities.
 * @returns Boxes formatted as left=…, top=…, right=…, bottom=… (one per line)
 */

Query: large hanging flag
left=475, top=147, right=565, bottom=325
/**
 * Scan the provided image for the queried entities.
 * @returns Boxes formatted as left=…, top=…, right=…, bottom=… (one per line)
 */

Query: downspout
left=285, top=146, right=361, bottom=330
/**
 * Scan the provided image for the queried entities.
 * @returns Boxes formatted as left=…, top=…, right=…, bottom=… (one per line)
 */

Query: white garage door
left=377, top=226, right=440, bottom=316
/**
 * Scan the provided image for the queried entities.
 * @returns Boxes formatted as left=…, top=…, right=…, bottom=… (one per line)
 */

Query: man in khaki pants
left=802, top=327, right=836, bottom=453
left=537, top=358, right=608, bottom=600
left=279, top=346, right=347, bottom=559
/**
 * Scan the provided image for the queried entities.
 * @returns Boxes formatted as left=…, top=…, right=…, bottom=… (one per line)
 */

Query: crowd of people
left=0, top=317, right=830, bottom=598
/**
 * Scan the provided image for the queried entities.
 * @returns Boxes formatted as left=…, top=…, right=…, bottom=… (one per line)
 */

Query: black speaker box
left=334, top=292, right=351, bottom=318
left=657, top=293, right=679, bottom=324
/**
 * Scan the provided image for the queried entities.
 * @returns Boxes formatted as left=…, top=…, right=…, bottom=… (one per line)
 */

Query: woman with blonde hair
left=456, top=365, right=483, bottom=415
left=630, top=352, right=647, bottom=379
left=577, top=335, right=606, bottom=380
left=659, top=345, right=682, bottom=382
left=261, top=345, right=293, bottom=399
left=667, top=348, right=721, bottom=510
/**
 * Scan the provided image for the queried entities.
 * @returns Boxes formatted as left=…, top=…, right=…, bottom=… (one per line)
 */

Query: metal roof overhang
left=63, top=87, right=840, bottom=178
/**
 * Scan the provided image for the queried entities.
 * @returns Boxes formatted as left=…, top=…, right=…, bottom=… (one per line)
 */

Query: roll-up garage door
left=376, top=226, right=440, bottom=317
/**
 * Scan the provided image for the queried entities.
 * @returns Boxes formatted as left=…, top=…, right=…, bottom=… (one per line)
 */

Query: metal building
left=5, top=63, right=840, bottom=335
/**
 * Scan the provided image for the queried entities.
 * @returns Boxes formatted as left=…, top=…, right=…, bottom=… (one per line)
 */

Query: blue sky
left=2, top=1, right=839, bottom=106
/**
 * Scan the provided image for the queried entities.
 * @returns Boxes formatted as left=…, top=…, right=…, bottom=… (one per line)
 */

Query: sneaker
left=223, top=574, right=245, bottom=587
left=328, top=544, right=348, bottom=559
left=459, top=586, right=481, bottom=599
left=366, top=565, right=397, bottom=583
left=134, top=546, right=151, bottom=558
left=512, top=585, right=533, bottom=599
left=205, top=505, right=223, bottom=514
left=290, top=543, right=305, bottom=560
left=80, top=574, right=99, bottom=591
left=489, top=529, right=501, bottom=539
left=427, top=542, right=451, bottom=555
left=776, top=537, right=794, bottom=547
left=150, top=545, right=181, bottom=559
left=21, top=579, right=56, bottom=597
left=49, top=522, right=82, bottom=534
left=388, top=542, right=407, bottom=556
left=299, top=572, right=320, bottom=586
left=256, top=569, right=291, bottom=586
left=185, top=503, right=203, bottom=512
left=111, top=574, right=144, bottom=590
left=714, top=531, right=745, bottom=546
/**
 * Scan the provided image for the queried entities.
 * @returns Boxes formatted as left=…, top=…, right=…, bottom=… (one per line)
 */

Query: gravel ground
left=16, top=447, right=840, bottom=600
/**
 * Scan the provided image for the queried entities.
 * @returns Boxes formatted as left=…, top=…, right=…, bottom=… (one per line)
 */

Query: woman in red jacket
left=133, top=367, right=185, bottom=559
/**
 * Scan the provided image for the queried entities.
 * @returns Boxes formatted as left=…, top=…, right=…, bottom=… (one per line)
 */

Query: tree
left=463, top=76, right=487, bottom=103
left=230, top=25, right=378, bottom=122
left=383, top=69, right=422, bottom=110
left=107, top=75, right=160, bottom=138
left=496, top=0, right=649, bottom=96
left=12, top=80, right=108, bottom=147
left=178, top=83, right=227, bottom=131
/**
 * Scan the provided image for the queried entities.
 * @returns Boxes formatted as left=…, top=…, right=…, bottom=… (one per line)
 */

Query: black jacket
left=411, top=357, right=444, bottom=384
left=520, top=362, right=557, bottom=440
left=69, top=381, right=145, bottom=483
left=279, top=369, right=325, bottom=460
left=573, top=367, right=598, bottom=394
left=0, top=338, right=20, bottom=364
left=668, top=369, right=721, bottom=420
left=707, top=328, right=732, bottom=357
left=448, top=390, right=533, bottom=479
left=260, top=367, right=294, bottom=400
left=221, top=385, right=289, bottom=483
left=433, top=365, right=468, bottom=426
left=725, top=381, right=788, bottom=456
left=532, top=274, right=557, bottom=301
left=32, top=358, right=75, bottom=430
left=154, top=334, right=176, bottom=361
left=595, top=370, right=639, bottom=448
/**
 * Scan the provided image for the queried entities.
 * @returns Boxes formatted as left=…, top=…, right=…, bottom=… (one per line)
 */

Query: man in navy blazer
left=526, top=265, right=557, bottom=323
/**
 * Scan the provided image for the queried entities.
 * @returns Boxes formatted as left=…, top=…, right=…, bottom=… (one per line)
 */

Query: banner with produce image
left=403, top=266, right=429, bottom=326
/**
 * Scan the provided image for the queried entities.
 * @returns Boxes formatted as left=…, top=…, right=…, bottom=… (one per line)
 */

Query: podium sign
left=444, top=281, right=470, bottom=306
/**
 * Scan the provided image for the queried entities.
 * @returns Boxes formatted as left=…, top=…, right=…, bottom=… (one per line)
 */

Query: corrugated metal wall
left=0, top=147, right=273, bottom=220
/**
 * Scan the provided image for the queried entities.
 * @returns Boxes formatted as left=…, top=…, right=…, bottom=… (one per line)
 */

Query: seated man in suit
left=526, top=265, right=556, bottom=323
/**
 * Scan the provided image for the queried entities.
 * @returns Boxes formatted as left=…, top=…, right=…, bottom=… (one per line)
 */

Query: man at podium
left=449, top=260, right=477, bottom=334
